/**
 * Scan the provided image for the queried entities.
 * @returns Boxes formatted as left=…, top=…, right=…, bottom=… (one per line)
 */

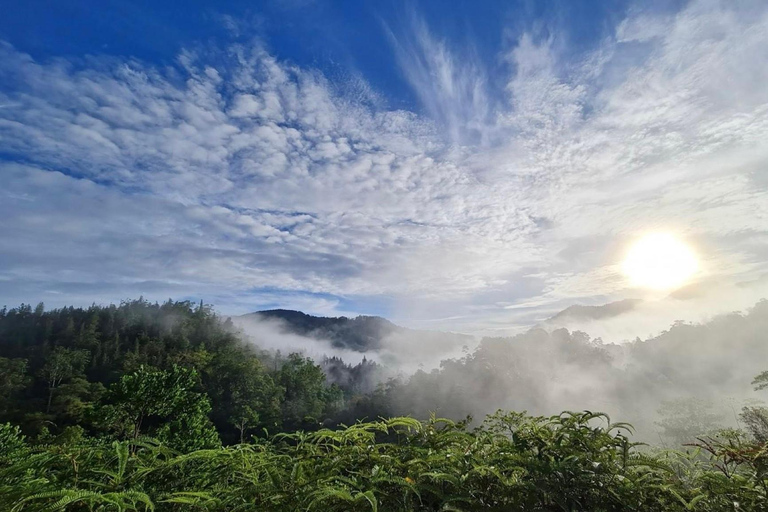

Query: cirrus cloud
left=0, top=0, right=767, bottom=339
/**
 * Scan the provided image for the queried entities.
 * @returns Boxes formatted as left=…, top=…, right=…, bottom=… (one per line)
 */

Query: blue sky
left=1, top=0, right=634, bottom=104
left=1, top=0, right=767, bottom=338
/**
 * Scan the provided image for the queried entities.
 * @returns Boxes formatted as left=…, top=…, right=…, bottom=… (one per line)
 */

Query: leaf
left=355, top=490, right=378, bottom=512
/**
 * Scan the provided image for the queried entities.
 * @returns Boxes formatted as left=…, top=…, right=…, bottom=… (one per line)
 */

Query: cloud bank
left=388, top=300, right=768, bottom=442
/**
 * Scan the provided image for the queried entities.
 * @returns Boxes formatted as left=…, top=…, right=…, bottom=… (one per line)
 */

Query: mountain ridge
left=547, top=298, right=643, bottom=323
left=239, top=309, right=471, bottom=353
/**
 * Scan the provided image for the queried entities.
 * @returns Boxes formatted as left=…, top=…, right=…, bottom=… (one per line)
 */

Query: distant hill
left=239, top=309, right=471, bottom=353
left=548, top=299, right=642, bottom=323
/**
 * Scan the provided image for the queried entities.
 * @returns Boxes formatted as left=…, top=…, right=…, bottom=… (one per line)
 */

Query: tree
left=655, top=398, right=725, bottom=446
left=39, top=347, right=90, bottom=414
left=201, top=349, right=282, bottom=442
left=230, top=403, right=260, bottom=444
left=277, top=353, right=343, bottom=429
left=742, top=369, right=768, bottom=443
left=740, top=405, right=768, bottom=443
left=752, top=370, right=768, bottom=391
left=49, top=377, right=105, bottom=425
left=103, top=364, right=219, bottom=451
left=229, top=364, right=281, bottom=442
left=0, top=357, right=29, bottom=413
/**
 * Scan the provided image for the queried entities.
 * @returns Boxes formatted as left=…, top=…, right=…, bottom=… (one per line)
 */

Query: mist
left=543, top=277, right=768, bottom=344
left=231, top=315, right=373, bottom=366
left=231, top=313, right=475, bottom=374
left=232, top=299, right=768, bottom=443
left=392, top=299, right=768, bottom=442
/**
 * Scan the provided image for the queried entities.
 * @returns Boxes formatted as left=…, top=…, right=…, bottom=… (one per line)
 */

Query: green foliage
left=0, top=422, right=28, bottom=458
left=0, top=358, right=29, bottom=401
left=0, top=412, right=766, bottom=511
left=0, top=357, right=30, bottom=418
left=741, top=406, right=768, bottom=444
left=277, top=353, right=344, bottom=429
left=1, top=299, right=767, bottom=510
left=656, top=398, right=725, bottom=446
left=103, top=365, right=220, bottom=451
left=39, top=347, right=90, bottom=414
left=204, top=351, right=282, bottom=442
left=754, top=371, right=768, bottom=392
left=0, top=299, right=343, bottom=443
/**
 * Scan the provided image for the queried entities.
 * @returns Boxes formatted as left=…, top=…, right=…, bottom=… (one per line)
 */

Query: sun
left=622, top=233, right=698, bottom=290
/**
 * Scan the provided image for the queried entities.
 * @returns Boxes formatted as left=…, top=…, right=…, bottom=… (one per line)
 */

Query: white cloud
left=0, top=0, right=767, bottom=340
left=385, top=13, right=494, bottom=146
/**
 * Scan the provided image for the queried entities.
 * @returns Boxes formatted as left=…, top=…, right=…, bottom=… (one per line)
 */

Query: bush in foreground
left=1, top=410, right=767, bottom=511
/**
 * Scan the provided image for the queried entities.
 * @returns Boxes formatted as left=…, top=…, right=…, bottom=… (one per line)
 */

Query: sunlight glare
left=622, top=233, right=698, bottom=290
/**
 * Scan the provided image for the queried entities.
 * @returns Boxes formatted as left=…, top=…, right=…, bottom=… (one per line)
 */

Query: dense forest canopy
left=0, top=299, right=348, bottom=443
left=1, top=298, right=767, bottom=510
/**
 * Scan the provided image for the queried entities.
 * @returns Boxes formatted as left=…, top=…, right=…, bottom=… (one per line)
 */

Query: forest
left=1, top=299, right=767, bottom=510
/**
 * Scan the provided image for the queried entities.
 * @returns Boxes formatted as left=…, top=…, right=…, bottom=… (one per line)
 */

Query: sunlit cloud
left=0, top=0, right=767, bottom=339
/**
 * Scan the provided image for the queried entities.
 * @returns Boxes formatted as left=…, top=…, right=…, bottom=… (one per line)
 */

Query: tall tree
left=277, top=354, right=343, bottom=430
left=103, top=365, right=219, bottom=451
left=38, top=347, right=89, bottom=414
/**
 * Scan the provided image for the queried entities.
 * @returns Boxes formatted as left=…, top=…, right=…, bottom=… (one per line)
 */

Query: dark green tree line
left=0, top=299, right=344, bottom=444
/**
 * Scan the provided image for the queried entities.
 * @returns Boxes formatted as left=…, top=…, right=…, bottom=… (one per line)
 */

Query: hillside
left=547, top=299, right=643, bottom=323
left=238, top=309, right=472, bottom=353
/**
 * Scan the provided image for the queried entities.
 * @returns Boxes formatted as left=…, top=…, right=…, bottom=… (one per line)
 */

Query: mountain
left=547, top=299, right=642, bottom=323
left=238, top=309, right=472, bottom=353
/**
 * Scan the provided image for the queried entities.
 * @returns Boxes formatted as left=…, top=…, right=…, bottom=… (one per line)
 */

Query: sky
left=1, top=0, right=767, bottom=338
